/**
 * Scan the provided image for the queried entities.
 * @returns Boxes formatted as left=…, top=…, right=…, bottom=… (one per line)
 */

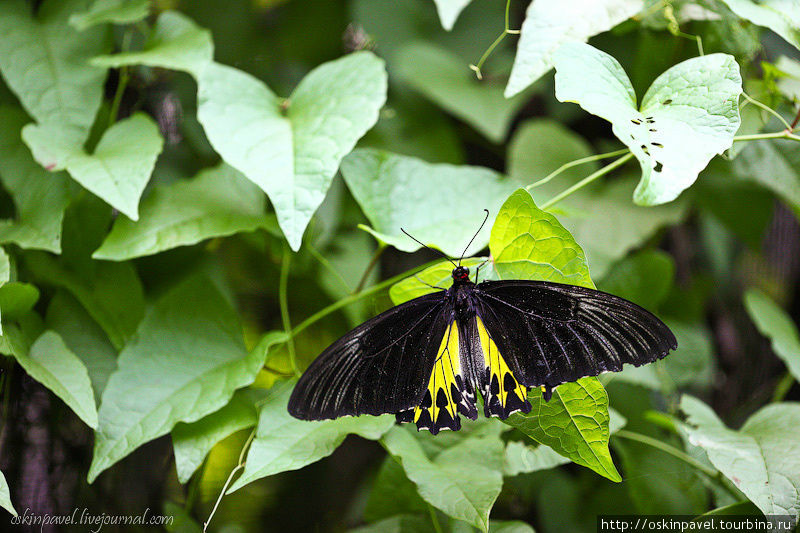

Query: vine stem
left=615, top=429, right=741, bottom=500
left=741, top=92, right=794, bottom=131
left=469, top=0, right=518, bottom=80
left=540, top=152, right=634, bottom=210
left=733, top=130, right=800, bottom=143
left=203, top=428, right=257, bottom=532
left=279, top=245, right=299, bottom=376
left=107, top=29, right=134, bottom=128
left=355, top=243, right=386, bottom=294
left=427, top=504, right=443, bottom=533
left=525, top=148, right=630, bottom=191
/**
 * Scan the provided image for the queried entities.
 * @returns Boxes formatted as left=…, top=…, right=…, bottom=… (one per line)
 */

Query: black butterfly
left=288, top=217, right=677, bottom=434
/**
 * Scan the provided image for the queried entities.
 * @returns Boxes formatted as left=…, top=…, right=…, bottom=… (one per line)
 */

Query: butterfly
left=288, top=214, right=677, bottom=434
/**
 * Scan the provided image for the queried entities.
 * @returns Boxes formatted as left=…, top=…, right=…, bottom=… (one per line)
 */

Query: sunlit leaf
left=554, top=43, right=742, bottom=205
left=0, top=470, right=15, bottom=517
left=505, top=0, right=644, bottom=97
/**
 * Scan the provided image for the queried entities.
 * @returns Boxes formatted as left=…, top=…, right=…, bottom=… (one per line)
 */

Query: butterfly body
left=289, top=265, right=677, bottom=435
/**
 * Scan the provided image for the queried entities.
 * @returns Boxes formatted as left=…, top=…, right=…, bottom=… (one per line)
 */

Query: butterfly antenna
left=459, top=209, right=490, bottom=266
left=400, top=228, right=458, bottom=268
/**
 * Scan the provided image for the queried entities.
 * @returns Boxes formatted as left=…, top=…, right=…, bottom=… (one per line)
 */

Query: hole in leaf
left=654, top=161, right=663, bottom=172
left=663, top=99, right=672, bottom=105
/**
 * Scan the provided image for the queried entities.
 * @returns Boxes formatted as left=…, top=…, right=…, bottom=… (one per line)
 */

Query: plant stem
left=469, top=0, right=517, bottom=79
left=741, top=92, right=793, bottom=131
left=427, top=504, right=443, bottom=533
left=615, top=429, right=741, bottom=500
left=307, top=244, right=352, bottom=293
left=107, top=29, right=134, bottom=128
left=734, top=130, right=800, bottom=142
left=771, top=372, right=794, bottom=403
left=289, top=259, right=444, bottom=340
left=540, top=152, right=634, bottom=210
left=354, top=244, right=386, bottom=294
left=204, top=429, right=256, bottom=532
left=279, top=245, right=299, bottom=376
left=790, top=106, right=800, bottom=131
left=526, top=148, right=630, bottom=191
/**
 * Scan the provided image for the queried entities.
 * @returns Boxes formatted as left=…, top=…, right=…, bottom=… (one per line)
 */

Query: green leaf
left=553, top=43, right=742, bottom=205
left=229, top=381, right=393, bottom=492
left=365, top=458, right=429, bottom=523
left=505, top=0, right=644, bottom=97
left=46, top=291, right=116, bottom=403
left=503, top=440, right=571, bottom=476
left=489, top=188, right=593, bottom=288
left=87, top=276, right=275, bottom=483
left=90, top=10, right=213, bottom=74
left=395, top=42, right=530, bottom=142
left=717, top=0, right=800, bottom=50
left=390, top=257, right=494, bottom=305
left=0, top=469, right=15, bottom=517
left=733, top=140, right=800, bottom=215
left=198, top=52, right=387, bottom=250
left=0, top=283, right=40, bottom=325
left=0, top=0, right=109, bottom=170
left=681, top=396, right=800, bottom=524
left=350, top=515, right=435, bottom=533
left=433, top=0, right=472, bottom=30
left=94, top=164, right=275, bottom=260
left=172, top=390, right=258, bottom=484
left=744, top=289, right=800, bottom=383
left=12, top=330, right=98, bottom=428
left=26, top=113, right=163, bottom=220
left=599, top=250, right=674, bottom=311
left=505, top=377, right=622, bottom=482
left=381, top=425, right=505, bottom=532
left=489, top=521, right=536, bottom=533
left=0, top=247, right=8, bottom=333
left=776, top=56, right=800, bottom=102
left=0, top=106, right=71, bottom=253
left=69, top=0, right=150, bottom=30
left=341, top=149, right=516, bottom=257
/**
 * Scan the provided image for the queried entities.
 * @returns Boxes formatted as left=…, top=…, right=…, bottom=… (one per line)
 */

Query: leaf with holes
left=341, top=149, right=516, bottom=257
left=553, top=43, right=742, bottom=205
left=681, top=396, right=800, bottom=525
left=505, top=0, right=644, bottom=97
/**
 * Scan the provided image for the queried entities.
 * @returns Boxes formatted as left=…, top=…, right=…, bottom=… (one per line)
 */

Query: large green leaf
left=11, top=330, right=98, bottom=428
left=681, top=396, right=800, bottom=525
left=0, top=0, right=109, bottom=170
left=395, top=42, right=530, bottom=142
left=718, top=0, right=800, bottom=50
left=87, top=276, right=276, bottom=482
left=553, top=43, right=742, bottom=205
left=505, top=378, right=621, bottom=482
left=390, top=257, right=495, bottom=305
left=365, top=457, right=429, bottom=522
left=505, top=0, right=644, bottom=97
left=26, top=113, right=164, bottom=220
left=599, top=250, right=674, bottom=311
left=350, top=515, right=436, bottom=533
left=381, top=425, right=505, bottom=532
left=69, top=0, right=150, bottom=30
left=341, top=149, right=516, bottom=257
left=744, top=289, right=800, bottom=383
left=172, top=390, right=258, bottom=484
left=432, top=0, right=472, bottom=30
left=94, top=164, right=275, bottom=260
left=0, top=106, right=71, bottom=253
left=228, top=381, right=393, bottom=492
left=0, top=469, right=15, bottom=517
left=46, top=291, right=117, bottom=403
left=490, top=188, right=593, bottom=288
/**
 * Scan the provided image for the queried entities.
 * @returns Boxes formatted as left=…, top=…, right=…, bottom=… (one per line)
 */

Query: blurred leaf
left=776, top=56, right=800, bottom=102
left=364, top=457, right=429, bottom=523
left=505, top=0, right=644, bottom=97
left=172, top=390, right=258, bottom=484
left=0, top=248, right=8, bottom=333
left=0, top=0, right=109, bottom=170
left=390, top=257, right=494, bottom=305
left=733, top=140, right=800, bottom=215
left=0, top=283, right=40, bottom=325
left=229, top=381, right=393, bottom=492
left=94, top=164, right=275, bottom=260
left=69, top=0, right=149, bottom=30
left=91, top=10, right=213, bottom=73
left=12, top=330, right=98, bottom=428
left=599, top=249, right=674, bottom=311
left=488, top=522, right=535, bottom=533
left=681, top=396, right=800, bottom=524
left=0, top=470, right=15, bottom=517
left=46, top=291, right=116, bottom=401
left=490, top=188, right=594, bottom=288
left=381, top=425, right=505, bottom=532
left=717, top=0, right=800, bottom=50
left=25, top=113, right=164, bottom=220
left=744, top=289, right=800, bottom=383
left=87, top=276, right=275, bottom=482
left=396, top=42, right=529, bottom=142
left=505, top=377, right=622, bottom=482
left=503, top=440, right=571, bottom=476
left=0, top=106, right=71, bottom=253
left=554, top=43, right=742, bottom=205
left=433, top=0, right=472, bottom=31
left=351, top=515, right=435, bottom=533
left=341, top=149, right=516, bottom=257
left=163, top=501, right=203, bottom=533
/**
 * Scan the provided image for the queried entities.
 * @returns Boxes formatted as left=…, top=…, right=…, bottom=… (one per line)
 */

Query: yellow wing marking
left=414, top=321, right=461, bottom=431
left=476, top=316, right=529, bottom=417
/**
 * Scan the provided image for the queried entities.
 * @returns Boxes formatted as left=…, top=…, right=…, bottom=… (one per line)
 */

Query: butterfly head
left=452, top=266, right=470, bottom=282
